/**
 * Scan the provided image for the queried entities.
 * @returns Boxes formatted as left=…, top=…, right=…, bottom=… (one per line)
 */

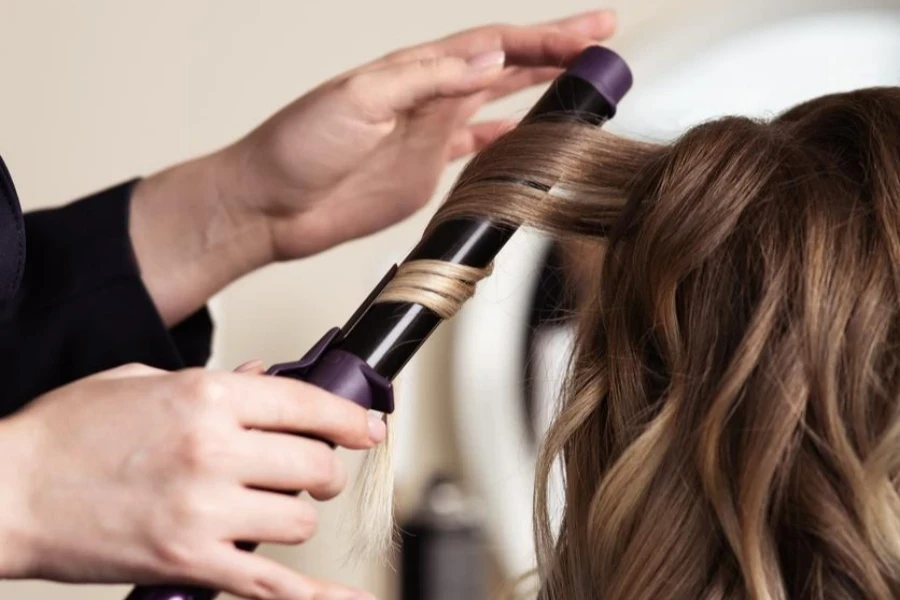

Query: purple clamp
left=125, top=588, right=205, bottom=600
left=267, top=327, right=395, bottom=414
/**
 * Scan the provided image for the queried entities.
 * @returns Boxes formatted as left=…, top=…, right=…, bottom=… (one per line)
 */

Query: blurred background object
left=1, top=0, right=898, bottom=599
left=399, top=476, right=487, bottom=600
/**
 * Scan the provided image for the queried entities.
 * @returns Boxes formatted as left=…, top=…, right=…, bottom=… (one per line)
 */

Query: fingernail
left=467, top=50, right=505, bottom=70
left=234, top=359, right=265, bottom=373
left=367, top=414, right=387, bottom=443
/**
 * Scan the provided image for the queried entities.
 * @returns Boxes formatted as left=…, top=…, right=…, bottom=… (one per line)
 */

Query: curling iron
left=124, top=44, right=632, bottom=600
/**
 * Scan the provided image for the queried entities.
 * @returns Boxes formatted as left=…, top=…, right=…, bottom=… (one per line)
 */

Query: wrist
left=0, top=417, right=39, bottom=579
left=130, top=150, right=276, bottom=325
left=206, top=145, right=279, bottom=270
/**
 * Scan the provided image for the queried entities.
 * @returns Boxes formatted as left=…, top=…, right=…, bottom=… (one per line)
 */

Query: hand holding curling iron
left=0, top=362, right=384, bottom=600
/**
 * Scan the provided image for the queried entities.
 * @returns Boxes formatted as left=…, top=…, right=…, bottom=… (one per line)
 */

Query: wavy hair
left=384, top=87, right=900, bottom=599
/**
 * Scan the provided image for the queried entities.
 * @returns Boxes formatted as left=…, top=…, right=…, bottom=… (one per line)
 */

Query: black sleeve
left=0, top=161, right=214, bottom=418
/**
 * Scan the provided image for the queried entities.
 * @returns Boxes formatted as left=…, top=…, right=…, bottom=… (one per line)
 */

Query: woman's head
left=433, top=87, right=900, bottom=599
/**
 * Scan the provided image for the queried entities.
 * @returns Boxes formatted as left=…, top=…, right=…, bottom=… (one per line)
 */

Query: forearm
left=0, top=417, right=36, bottom=579
left=129, top=150, right=275, bottom=326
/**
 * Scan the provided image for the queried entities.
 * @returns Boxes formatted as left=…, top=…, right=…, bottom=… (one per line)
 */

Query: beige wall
left=0, top=1, right=684, bottom=598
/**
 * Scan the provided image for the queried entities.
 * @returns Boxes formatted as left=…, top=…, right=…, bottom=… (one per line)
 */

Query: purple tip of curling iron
left=564, top=45, right=633, bottom=115
left=121, top=44, right=632, bottom=600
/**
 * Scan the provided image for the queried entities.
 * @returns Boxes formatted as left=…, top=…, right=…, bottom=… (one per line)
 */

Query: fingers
left=448, top=119, right=519, bottom=159
left=485, top=65, right=563, bottom=102
left=218, top=372, right=386, bottom=449
left=482, top=26, right=606, bottom=68
left=234, top=430, right=348, bottom=500
left=550, top=9, right=619, bottom=39
left=367, top=10, right=616, bottom=70
left=204, top=544, right=373, bottom=600
left=223, top=488, right=324, bottom=544
left=342, top=53, right=506, bottom=123
left=335, top=12, right=617, bottom=121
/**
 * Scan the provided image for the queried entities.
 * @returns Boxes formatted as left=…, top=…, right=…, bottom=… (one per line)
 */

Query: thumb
left=342, top=51, right=506, bottom=122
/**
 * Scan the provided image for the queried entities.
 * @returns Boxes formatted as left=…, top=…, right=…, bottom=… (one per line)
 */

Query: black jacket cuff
left=0, top=180, right=214, bottom=416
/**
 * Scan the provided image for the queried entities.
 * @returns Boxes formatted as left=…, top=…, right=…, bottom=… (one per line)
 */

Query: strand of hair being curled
left=407, top=87, right=900, bottom=599
left=342, top=119, right=644, bottom=558
left=376, top=260, right=492, bottom=319
left=344, top=260, right=492, bottom=559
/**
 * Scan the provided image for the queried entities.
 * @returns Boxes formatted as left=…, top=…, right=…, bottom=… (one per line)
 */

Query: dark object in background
left=400, top=476, right=488, bottom=600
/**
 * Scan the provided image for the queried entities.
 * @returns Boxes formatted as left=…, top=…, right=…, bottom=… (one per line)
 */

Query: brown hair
left=382, top=87, right=900, bottom=599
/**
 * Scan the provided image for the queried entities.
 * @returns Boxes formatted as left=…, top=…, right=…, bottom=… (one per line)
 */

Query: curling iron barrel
left=334, top=45, right=632, bottom=380
left=124, top=45, right=632, bottom=600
